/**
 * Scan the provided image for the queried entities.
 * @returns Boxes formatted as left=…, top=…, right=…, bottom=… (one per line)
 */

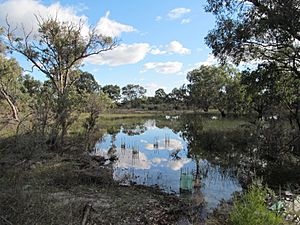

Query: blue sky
left=0, top=0, right=217, bottom=95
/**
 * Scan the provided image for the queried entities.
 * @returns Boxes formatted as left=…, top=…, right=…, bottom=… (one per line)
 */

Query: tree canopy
left=205, top=0, right=300, bottom=75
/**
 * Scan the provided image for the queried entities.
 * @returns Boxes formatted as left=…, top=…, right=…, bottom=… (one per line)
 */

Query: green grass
left=203, top=119, right=248, bottom=131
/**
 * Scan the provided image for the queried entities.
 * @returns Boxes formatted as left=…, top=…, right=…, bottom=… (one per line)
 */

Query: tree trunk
left=0, top=89, right=19, bottom=121
left=218, top=108, right=226, bottom=118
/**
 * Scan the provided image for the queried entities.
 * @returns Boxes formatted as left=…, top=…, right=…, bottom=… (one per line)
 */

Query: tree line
left=1, top=0, right=300, bottom=151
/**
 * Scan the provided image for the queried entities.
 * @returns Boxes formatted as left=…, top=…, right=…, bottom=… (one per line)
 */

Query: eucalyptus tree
left=73, top=71, right=100, bottom=94
left=241, top=63, right=280, bottom=119
left=168, top=85, right=188, bottom=109
left=22, top=74, right=42, bottom=97
left=205, top=0, right=300, bottom=70
left=187, top=65, right=241, bottom=116
left=102, top=84, right=121, bottom=102
left=205, top=0, right=300, bottom=126
left=154, top=88, right=167, bottom=104
left=121, top=84, right=146, bottom=107
left=4, top=17, right=117, bottom=146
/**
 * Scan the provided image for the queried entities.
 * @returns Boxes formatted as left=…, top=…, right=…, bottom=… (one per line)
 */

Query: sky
left=0, top=0, right=218, bottom=96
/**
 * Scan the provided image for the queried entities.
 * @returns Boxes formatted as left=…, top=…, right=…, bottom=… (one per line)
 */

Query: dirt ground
left=0, top=149, right=188, bottom=225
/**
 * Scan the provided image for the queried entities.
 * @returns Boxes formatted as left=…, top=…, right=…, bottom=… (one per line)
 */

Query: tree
left=5, top=16, right=116, bottom=146
left=225, top=74, right=246, bottom=115
left=187, top=65, right=241, bottom=116
left=82, top=92, right=112, bottom=150
left=205, top=0, right=300, bottom=128
left=241, top=63, right=280, bottom=118
left=0, top=56, right=23, bottom=121
left=121, top=84, right=146, bottom=103
left=73, top=71, right=100, bottom=94
left=155, top=88, right=167, bottom=99
left=168, top=85, right=188, bottom=109
left=205, top=0, right=300, bottom=72
left=102, top=84, right=121, bottom=101
left=22, top=74, right=42, bottom=97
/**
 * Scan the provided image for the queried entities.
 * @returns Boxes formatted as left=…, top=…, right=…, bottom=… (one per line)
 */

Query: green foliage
left=229, top=185, right=284, bottom=225
left=205, top=0, right=300, bottom=67
left=21, top=74, right=42, bottom=96
left=205, top=0, right=300, bottom=129
left=187, top=64, right=243, bottom=116
left=121, top=84, right=147, bottom=108
left=5, top=16, right=116, bottom=146
left=102, top=84, right=121, bottom=101
left=154, top=88, right=167, bottom=104
left=241, top=63, right=280, bottom=118
left=122, top=84, right=146, bottom=101
left=73, top=71, right=100, bottom=94
left=0, top=55, right=23, bottom=121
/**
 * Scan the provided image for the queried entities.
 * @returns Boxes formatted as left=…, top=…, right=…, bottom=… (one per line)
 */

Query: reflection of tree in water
left=178, top=115, right=244, bottom=165
left=122, top=124, right=147, bottom=136
left=177, top=114, right=300, bottom=188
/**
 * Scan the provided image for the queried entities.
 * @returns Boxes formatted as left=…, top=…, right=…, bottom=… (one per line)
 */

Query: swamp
left=1, top=0, right=300, bottom=224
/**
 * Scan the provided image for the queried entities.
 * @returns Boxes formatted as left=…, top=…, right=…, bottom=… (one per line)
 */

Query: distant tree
left=22, top=74, right=42, bottom=97
left=187, top=65, right=241, bottom=116
left=121, top=84, right=146, bottom=103
left=73, top=71, right=100, bottom=94
left=224, top=74, right=246, bottom=115
left=187, top=65, right=225, bottom=112
left=5, top=16, right=117, bottom=146
left=167, top=85, right=188, bottom=109
left=102, top=84, right=121, bottom=101
left=155, top=88, right=167, bottom=100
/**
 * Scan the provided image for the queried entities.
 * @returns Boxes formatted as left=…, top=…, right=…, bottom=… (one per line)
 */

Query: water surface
left=94, top=117, right=243, bottom=213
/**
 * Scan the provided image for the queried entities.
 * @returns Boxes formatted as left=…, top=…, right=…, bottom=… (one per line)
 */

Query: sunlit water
left=94, top=119, right=242, bottom=215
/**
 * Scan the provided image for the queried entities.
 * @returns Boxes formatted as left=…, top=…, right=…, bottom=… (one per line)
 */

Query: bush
left=229, top=185, right=284, bottom=225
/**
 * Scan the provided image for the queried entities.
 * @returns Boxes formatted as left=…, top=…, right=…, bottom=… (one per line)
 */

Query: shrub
left=229, top=185, right=284, bottom=225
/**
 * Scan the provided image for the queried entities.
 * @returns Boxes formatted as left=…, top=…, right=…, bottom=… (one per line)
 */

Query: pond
left=93, top=113, right=300, bottom=221
left=93, top=115, right=246, bottom=216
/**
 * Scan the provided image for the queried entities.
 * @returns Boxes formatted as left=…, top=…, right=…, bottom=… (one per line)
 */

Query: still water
left=94, top=117, right=242, bottom=213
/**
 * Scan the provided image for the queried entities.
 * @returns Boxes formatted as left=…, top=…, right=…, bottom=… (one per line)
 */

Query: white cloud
left=96, top=11, right=136, bottom=37
left=167, top=41, right=191, bottom=55
left=143, top=61, right=183, bottom=74
left=87, top=43, right=150, bottom=66
left=155, top=16, right=162, bottom=21
left=0, top=0, right=89, bottom=36
left=144, top=83, right=166, bottom=96
left=167, top=8, right=191, bottom=20
left=73, top=2, right=89, bottom=12
left=150, top=48, right=167, bottom=55
left=195, top=54, right=218, bottom=67
left=149, top=41, right=190, bottom=56
left=0, top=0, right=135, bottom=39
left=181, top=18, right=191, bottom=24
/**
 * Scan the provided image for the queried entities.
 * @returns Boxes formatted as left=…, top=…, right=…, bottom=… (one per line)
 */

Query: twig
left=81, top=203, right=92, bottom=225
left=0, top=216, right=13, bottom=225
